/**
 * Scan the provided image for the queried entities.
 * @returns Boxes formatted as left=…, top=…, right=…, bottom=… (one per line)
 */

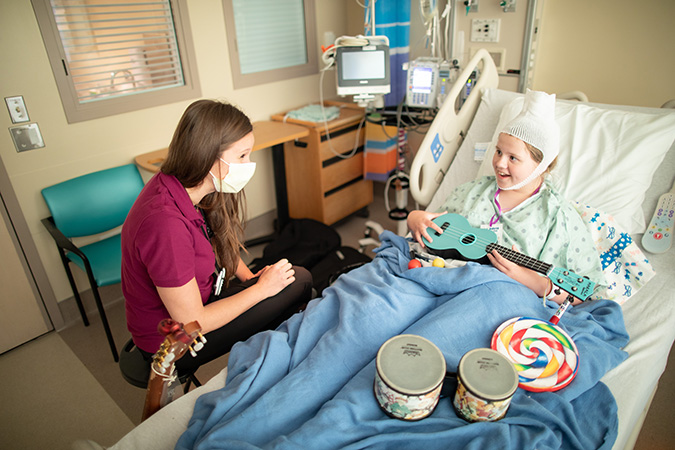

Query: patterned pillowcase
left=573, top=203, right=656, bottom=304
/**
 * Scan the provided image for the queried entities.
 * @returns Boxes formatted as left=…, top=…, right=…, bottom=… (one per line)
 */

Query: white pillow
left=477, top=96, right=675, bottom=234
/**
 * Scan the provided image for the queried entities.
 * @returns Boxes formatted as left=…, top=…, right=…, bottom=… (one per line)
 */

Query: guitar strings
left=429, top=225, right=596, bottom=301
left=151, top=363, right=178, bottom=381
left=431, top=227, right=552, bottom=273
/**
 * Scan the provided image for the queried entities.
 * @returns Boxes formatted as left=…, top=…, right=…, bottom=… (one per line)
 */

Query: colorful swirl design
left=491, top=317, right=579, bottom=392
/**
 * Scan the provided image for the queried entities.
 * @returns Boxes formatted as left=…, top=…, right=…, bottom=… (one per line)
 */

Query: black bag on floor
left=310, top=246, right=372, bottom=295
left=248, top=219, right=371, bottom=295
left=248, top=219, right=341, bottom=273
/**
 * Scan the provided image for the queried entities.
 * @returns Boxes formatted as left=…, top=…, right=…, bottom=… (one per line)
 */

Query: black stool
left=119, top=338, right=201, bottom=394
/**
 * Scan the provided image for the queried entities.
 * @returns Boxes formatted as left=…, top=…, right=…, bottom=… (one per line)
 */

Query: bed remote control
left=641, top=181, right=675, bottom=254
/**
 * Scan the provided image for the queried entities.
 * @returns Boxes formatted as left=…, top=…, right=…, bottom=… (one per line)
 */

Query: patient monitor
left=335, top=36, right=390, bottom=107
left=405, top=58, right=455, bottom=109
left=406, top=58, right=440, bottom=108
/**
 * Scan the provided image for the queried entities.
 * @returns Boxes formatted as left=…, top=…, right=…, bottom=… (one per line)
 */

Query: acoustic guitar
left=141, top=319, right=206, bottom=421
left=422, top=213, right=596, bottom=301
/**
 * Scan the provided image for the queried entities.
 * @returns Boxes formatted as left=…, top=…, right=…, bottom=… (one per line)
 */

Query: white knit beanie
left=500, top=89, right=560, bottom=191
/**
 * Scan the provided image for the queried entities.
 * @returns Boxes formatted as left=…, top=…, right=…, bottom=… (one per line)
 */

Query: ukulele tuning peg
left=198, top=333, right=207, bottom=344
left=189, top=346, right=197, bottom=358
left=193, top=341, right=204, bottom=352
left=562, top=270, right=570, bottom=276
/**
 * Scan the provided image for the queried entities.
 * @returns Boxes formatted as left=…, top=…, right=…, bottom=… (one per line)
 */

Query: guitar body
left=422, top=213, right=497, bottom=263
left=421, top=213, right=596, bottom=301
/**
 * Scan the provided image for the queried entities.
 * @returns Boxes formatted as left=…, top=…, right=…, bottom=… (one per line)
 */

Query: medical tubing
left=319, top=49, right=367, bottom=159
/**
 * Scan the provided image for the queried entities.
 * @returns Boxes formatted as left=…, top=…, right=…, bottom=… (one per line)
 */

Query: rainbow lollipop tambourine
left=491, top=317, right=579, bottom=392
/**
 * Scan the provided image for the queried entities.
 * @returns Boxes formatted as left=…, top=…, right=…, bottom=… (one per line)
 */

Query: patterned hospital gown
left=439, top=176, right=605, bottom=286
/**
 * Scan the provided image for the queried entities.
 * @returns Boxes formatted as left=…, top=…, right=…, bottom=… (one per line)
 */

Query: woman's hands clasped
left=254, top=258, right=296, bottom=299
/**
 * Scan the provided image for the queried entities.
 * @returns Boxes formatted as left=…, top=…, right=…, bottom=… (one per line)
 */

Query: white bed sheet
left=104, top=93, right=675, bottom=450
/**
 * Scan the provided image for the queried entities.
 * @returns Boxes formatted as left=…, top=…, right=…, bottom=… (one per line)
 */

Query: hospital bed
left=99, top=50, right=675, bottom=450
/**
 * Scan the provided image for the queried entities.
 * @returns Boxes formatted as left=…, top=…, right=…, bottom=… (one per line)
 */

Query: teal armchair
left=41, top=164, right=144, bottom=362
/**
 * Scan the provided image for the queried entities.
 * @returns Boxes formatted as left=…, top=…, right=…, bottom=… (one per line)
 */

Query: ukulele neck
left=486, top=243, right=552, bottom=275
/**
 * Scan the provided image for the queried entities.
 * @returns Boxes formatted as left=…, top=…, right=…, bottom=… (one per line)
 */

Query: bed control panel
left=641, top=181, right=675, bottom=254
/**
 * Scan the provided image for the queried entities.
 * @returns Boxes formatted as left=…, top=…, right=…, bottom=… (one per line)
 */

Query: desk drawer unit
left=281, top=113, right=373, bottom=225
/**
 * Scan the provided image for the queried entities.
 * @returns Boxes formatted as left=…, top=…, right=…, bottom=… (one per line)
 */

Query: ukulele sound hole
left=460, top=234, right=476, bottom=245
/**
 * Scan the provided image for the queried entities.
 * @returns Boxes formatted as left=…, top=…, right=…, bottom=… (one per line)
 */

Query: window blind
left=232, top=0, right=308, bottom=75
left=51, top=0, right=185, bottom=103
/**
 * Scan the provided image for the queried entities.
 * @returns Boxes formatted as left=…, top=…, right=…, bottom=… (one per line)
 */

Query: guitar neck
left=142, top=370, right=175, bottom=421
left=486, top=243, right=552, bottom=275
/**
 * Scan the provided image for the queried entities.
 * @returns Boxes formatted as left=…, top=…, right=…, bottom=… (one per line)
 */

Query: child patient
left=407, top=90, right=604, bottom=305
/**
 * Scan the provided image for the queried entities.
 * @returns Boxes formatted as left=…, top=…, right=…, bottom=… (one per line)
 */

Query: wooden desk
left=135, top=121, right=309, bottom=245
left=135, top=121, right=309, bottom=172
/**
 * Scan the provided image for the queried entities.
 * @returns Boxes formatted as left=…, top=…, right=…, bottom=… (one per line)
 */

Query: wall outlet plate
left=10, top=123, right=44, bottom=152
left=5, top=96, right=30, bottom=123
left=471, top=19, right=500, bottom=43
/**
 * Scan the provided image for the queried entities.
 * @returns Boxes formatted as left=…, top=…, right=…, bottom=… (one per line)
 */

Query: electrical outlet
left=5, top=96, right=30, bottom=123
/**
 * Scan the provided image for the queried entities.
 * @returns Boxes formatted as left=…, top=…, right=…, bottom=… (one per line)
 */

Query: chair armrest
left=41, top=217, right=88, bottom=261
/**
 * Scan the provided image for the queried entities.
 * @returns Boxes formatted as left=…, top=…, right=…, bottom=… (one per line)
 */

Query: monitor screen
left=336, top=45, right=390, bottom=96
left=340, top=50, right=386, bottom=80
left=410, top=66, right=433, bottom=93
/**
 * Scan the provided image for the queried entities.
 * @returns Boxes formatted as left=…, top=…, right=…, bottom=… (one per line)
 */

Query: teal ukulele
left=422, top=213, right=596, bottom=301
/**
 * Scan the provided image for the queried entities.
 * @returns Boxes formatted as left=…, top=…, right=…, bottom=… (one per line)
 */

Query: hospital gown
left=439, top=176, right=605, bottom=286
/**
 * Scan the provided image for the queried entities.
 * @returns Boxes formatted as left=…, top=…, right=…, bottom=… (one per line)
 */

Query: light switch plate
left=10, top=123, right=45, bottom=152
left=5, top=96, right=30, bottom=123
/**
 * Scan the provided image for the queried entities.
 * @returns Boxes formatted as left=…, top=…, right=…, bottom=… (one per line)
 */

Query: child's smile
left=493, top=133, right=539, bottom=191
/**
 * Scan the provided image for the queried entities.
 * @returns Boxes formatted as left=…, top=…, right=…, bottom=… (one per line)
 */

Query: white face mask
left=210, top=158, right=256, bottom=193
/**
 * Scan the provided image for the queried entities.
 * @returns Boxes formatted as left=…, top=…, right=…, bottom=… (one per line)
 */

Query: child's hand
left=407, top=210, right=447, bottom=247
left=487, top=245, right=548, bottom=296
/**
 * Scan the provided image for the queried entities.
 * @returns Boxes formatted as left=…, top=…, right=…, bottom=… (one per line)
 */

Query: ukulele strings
left=434, top=227, right=552, bottom=274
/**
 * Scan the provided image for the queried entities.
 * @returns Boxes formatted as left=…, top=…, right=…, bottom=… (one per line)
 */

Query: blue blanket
left=178, top=232, right=628, bottom=450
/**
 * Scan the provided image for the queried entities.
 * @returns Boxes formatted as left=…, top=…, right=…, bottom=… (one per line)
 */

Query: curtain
left=367, top=0, right=410, bottom=107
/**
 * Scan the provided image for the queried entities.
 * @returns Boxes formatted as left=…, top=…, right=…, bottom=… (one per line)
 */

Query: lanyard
left=198, top=208, right=226, bottom=295
left=489, top=184, right=542, bottom=226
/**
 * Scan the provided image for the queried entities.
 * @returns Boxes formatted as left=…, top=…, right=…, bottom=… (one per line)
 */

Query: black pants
left=142, top=266, right=313, bottom=375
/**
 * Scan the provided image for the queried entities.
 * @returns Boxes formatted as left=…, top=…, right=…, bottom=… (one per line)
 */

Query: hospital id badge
left=481, top=223, right=503, bottom=244
left=214, top=268, right=226, bottom=296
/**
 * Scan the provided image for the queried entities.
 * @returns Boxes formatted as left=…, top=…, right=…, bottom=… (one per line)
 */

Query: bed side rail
left=409, top=49, right=499, bottom=206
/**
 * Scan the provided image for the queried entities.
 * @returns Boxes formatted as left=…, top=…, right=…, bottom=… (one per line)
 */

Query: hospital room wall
left=533, top=0, right=675, bottom=108
left=0, top=0, right=348, bottom=304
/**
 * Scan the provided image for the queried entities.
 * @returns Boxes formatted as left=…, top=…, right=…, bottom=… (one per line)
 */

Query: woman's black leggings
left=141, top=265, right=313, bottom=375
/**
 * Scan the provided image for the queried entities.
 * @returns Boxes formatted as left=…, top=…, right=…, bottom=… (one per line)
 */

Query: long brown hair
left=161, top=100, right=253, bottom=285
